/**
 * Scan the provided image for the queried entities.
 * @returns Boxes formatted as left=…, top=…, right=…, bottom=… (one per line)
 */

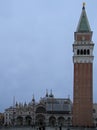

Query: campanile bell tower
left=73, top=3, right=94, bottom=127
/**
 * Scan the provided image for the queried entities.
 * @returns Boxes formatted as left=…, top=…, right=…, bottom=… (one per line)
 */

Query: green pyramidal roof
left=76, top=5, right=91, bottom=32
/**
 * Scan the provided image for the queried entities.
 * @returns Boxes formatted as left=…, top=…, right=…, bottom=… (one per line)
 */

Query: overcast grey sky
left=0, top=0, right=97, bottom=112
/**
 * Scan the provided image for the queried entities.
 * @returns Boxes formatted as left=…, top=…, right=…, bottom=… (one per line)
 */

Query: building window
left=87, top=49, right=90, bottom=55
left=81, top=49, right=83, bottom=55
left=77, top=49, right=80, bottom=55
left=84, top=49, right=86, bottom=55
left=93, top=109, right=96, bottom=113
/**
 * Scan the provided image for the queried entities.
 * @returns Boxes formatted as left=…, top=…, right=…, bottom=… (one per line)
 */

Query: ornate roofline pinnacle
left=82, top=2, right=85, bottom=10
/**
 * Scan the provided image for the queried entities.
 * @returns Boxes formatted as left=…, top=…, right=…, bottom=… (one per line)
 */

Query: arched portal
left=58, top=117, right=65, bottom=126
left=16, top=116, right=23, bottom=126
left=25, top=116, right=32, bottom=125
left=36, top=114, right=45, bottom=127
left=49, top=116, right=56, bottom=126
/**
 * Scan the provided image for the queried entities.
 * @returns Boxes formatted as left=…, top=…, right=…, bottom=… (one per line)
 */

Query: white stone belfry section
left=73, top=40, right=94, bottom=63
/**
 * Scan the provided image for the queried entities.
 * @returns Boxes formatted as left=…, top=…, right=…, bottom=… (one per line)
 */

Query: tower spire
left=46, top=89, right=48, bottom=97
left=32, top=94, right=35, bottom=104
left=76, top=3, right=91, bottom=32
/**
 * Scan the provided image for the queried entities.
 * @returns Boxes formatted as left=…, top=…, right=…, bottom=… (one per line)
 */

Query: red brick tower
left=73, top=3, right=94, bottom=127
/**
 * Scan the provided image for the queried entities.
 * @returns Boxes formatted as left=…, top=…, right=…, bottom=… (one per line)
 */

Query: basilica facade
left=4, top=92, right=72, bottom=127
